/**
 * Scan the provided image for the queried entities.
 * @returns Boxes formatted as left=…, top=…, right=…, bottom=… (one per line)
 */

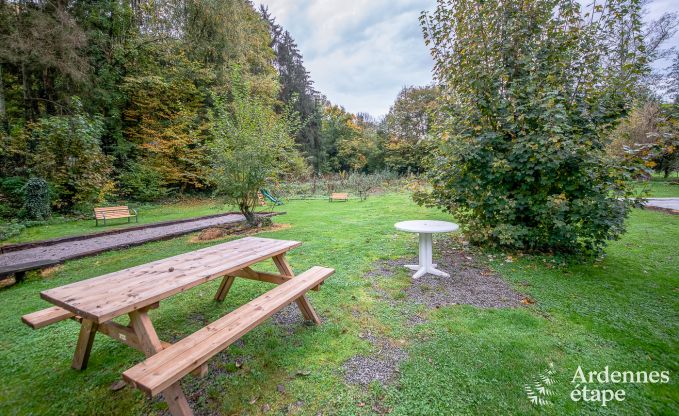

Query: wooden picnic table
left=36, top=237, right=300, bottom=366
left=22, top=236, right=336, bottom=415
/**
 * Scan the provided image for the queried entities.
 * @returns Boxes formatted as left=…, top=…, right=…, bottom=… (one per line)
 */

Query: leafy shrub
left=347, top=172, right=382, bottom=201
left=0, top=222, right=25, bottom=241
left=118, top=162, right=168, bottom=202
left=210, top=71, right=304, bottom=224
left=419, top=0, right=646, bottom=256
left=29, top=98, right=115, bottom=211
left=0, top=176, right=27, bottom=219
left=22, top=177, right=51, bottom=220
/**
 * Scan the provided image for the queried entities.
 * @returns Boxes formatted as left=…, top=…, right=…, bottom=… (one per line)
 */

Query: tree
left=384, top=85, right=439, bottom=174
left=209, top=71, right=304, bottom=223
left=261, top=6, right=324, bottom=171
left=667, top=52, right=679, bottom=104
left=419, top=0, right=647, bottom=256
left=29, top=99, right=114, bottom=211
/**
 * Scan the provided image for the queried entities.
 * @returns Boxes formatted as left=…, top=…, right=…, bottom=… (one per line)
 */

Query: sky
left=259, top=0, right=679, bottom=117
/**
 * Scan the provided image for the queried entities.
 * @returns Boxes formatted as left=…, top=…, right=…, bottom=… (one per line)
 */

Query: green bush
left=0, top=222, right=25, bottom=241
left=419, top=0, right=646, bottom=256
left=0, top=176, right=27, bottom=219
left=22, top=177, right=51, bottom=220
left=118, top=162, right=168, bottom=202
left=29, top=99, right=114, bottom=211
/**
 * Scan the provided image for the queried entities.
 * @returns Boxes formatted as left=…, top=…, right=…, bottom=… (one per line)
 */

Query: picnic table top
left=41, top=237, right=301, bottom=323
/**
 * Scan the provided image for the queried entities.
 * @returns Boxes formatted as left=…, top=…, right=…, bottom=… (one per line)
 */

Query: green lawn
left=633, top=176, right=679, bottom=198
left=1, top=198, right=234, bottom=244
left=0, top=194, right=677, bottom=415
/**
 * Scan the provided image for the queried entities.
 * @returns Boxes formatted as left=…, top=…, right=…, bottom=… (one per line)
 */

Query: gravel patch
left=405, top=242, right=523, bottom=308
left=0, top=214, right=245, bottom=268
left=270, top=303, right=315, bottom=334
left=342, top=332, right=408, bottom=386
left=368, top=239, right=523, bottom=309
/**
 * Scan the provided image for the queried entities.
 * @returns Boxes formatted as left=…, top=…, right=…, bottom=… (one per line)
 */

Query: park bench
left=94, top=205, right=138, bottom=226
left=330, top=192, right=349, bottom=202
left=21, top=236, right=333, bottom=416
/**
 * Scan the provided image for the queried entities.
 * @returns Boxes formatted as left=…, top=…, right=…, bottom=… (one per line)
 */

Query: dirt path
left=0, top=213, right=245, bottom=268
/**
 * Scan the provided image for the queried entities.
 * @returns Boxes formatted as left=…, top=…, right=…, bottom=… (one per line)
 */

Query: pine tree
left=260, top=5, right=323, bottom=171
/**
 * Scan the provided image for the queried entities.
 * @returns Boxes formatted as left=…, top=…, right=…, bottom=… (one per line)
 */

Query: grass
left=0, top=193, right=677, bottom=415
left=1, top=198, right=234, bottom=244
left=633, top=175, right=679, bottom=198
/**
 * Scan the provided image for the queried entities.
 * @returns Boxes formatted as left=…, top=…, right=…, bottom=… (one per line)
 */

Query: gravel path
left=645, top=198, right=679, bottom=212
left=0, top=214, right=245, bottom=268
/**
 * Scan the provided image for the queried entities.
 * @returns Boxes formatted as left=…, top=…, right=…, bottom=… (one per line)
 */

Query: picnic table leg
left=272, top=254, right=322, bottom=324
left=72, top=319, right=98, bottom=370
left=129, top=309, right=193, bottom=416
left=214, top=275, right=235, bottom=301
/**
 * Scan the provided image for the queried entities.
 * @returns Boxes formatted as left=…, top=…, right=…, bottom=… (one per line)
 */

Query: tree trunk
left=0, top=64, right=7, bottom=133
left=239, top=202, right=257, bottom=225
left=21, top=61, right=32, bottom=121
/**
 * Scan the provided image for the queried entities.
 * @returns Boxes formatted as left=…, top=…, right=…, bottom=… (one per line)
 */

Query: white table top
left=394, top=220, right=459, bottom=234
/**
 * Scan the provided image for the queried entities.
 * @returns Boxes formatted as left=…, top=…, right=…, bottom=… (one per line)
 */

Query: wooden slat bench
left=329, top=192, right=349, bottom=202
left=123, top=266, right=334, bottom=405
left=21, top=305, right=75, bottom=329
left=94, top=205, right=138, bottom=226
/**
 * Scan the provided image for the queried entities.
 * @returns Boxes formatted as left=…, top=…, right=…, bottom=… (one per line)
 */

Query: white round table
left=394, top=220, right=459, bottom=279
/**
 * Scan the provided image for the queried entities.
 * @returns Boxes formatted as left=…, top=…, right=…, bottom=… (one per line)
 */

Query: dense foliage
left=609, top=102, right=679, bottom=177
left=0, top=0, right=288, bottom=217
left=384, top=86, right=439, bottom=174
left=0, top=1, right=438, bottom=220
left=419, top=0, right=648, bottom=255
left=210, top=72, right=304, bottom=223
left=22, top=177, right=50, bottom=220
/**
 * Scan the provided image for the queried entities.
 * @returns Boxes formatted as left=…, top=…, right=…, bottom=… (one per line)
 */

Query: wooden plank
left=128, top=309, right=192, bottom=416
left=21, top=306, right=75, bottom=329
left=230, top=267, right=291, bottom=285
left=295, top=295, right=321, bottom=324
left=41, top=237, right=301, bottom=323
left=72, top=319, right=98, bottom=370
left=95, top=206, right=129, bottom=211
left=214, top=275, right=235, bottom=302
left=123, top=266, right=334, bottom=396
left=44, top=238, right=285, bottom=306
left=62, top=238, right=285, bottom=311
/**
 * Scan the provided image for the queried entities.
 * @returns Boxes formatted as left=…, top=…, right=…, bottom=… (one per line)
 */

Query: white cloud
left=260, top=0, right=679, bottom=116
left=260, top=0, right=435, bottom=116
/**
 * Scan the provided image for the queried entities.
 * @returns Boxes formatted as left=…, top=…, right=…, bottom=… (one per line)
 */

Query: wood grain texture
left=71, top=319, right=98, bottom=370
left=128, top=309, right=192, bottom=416
left=40, top=237, right=301, bottom=323
left=21, top=306, right=74, bottom=329
left=123, top=266, right=334, bottom=396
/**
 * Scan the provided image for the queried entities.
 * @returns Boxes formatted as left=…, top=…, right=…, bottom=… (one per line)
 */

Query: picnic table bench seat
left=123, top=266, right=334, bottom=398
left=21, top=305, right=75, bottom=329
left=94, top=205, right=138, bottom=226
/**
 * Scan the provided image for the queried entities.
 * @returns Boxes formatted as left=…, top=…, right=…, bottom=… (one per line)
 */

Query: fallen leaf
left=521, top=297, right=535, bottom=305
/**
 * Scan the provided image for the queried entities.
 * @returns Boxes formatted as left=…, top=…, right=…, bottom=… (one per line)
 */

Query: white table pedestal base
left=404, top=233, right=450, bottom=279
